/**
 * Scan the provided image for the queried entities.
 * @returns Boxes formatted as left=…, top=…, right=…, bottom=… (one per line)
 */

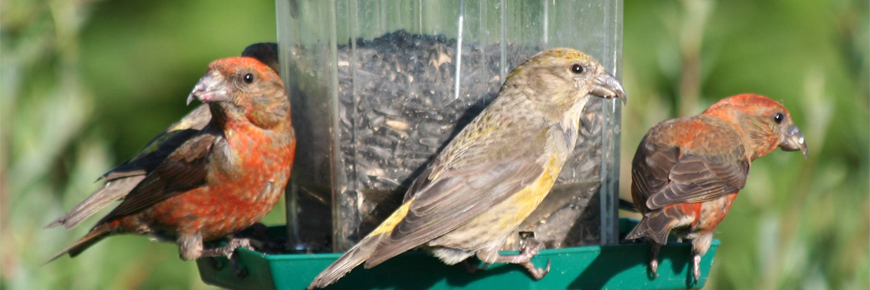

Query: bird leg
left=477, top=238, right=551, bottom=279
left=202, top=238, right=255, bottom=277
left=689, top=233, right=712, bottom=283
left=648, top=241, right=661, bottom=279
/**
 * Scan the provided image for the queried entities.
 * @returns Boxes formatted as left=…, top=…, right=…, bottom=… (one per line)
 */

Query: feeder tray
left=196, top=218, right=719, bottom=290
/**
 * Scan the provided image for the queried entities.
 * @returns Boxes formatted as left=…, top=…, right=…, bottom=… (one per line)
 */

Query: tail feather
left=307, top=233, right=386, bottom=289
left=625, top=213, right=676, bottom=245
left=45, top=177, right=142, bottom=230
left=309, top=197, right=415, bottom=289
left=45, top=224, right=112, bottom=264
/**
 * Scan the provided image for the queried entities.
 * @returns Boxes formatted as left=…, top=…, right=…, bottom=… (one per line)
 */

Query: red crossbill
left=47, top=43, right=279, bottom=230
left=308, top=48, right=626, bottom=289
left=46, top=50, right=295, bottom=274
left=626, top=94, right=808, bottom=281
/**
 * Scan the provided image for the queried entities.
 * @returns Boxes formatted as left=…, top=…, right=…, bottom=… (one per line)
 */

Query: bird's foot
left=202, top=238, right=254, bottom=277
left=649, top=242, right=661, bottom=279
left=494, top=238, right=551, bottom=280
left=692, top=253, right=701, bottom=283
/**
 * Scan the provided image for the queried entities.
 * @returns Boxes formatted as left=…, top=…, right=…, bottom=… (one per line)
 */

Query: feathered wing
left=364, top=108, right=554, bottom=267
left=365, top=154, right=545, bottom=267
left=644, top=146, right=749, bottom=210
left=44, top=128, right=214, bottom=262
left=627, top=124, right=749, bottom=243
left=630, top=138, right=679, bottom=213
left=99, top=130, right=217, bottom=222
left=46, top=105, right=211, bottom=229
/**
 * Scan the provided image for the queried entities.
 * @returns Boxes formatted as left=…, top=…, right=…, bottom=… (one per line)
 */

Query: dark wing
left=631, top=138, right=679, bottom=210
left=99, top=131, right=217, bottom=222
left=636, top=138, right=750, bottom=211
left=365, top=114, right=556, bottom=267
left=103, top=105, right=211, bottom=180
left=46, top=106, right=211, bottom=229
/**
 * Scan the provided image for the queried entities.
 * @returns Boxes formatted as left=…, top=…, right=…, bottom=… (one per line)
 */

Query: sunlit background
left=2, top=0, right=867, bottom=289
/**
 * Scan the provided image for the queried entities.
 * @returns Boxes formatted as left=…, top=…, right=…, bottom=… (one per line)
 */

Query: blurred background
left=1, top=0, right=867, bottom=289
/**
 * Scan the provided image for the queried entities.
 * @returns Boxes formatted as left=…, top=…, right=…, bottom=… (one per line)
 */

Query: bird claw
left=524, top=258, right=551, bottom=280
left=648, top=242, right=661, bottom=279
left=202, top=238, right=254, bottom=278
left=490, top=238, right=551, bottom=279
left=692, top=254, right=701, bottom=283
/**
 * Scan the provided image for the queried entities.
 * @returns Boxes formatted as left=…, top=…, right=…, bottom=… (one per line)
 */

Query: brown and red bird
left=626, top=94, right=808, bottom=281
left=46, top=47, right=294, bottom=272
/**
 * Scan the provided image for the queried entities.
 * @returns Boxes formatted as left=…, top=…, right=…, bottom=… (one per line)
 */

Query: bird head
left=505, top=48, right=626, bottom=112
left=188, top=56, right=288, bottom=129
left=703, top=94, right=808, bottom=160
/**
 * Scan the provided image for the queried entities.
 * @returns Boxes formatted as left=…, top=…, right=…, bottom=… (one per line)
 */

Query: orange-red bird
left=45, top=43, right=280, bottom=232
left=46, top=54, right=295, bottom=272
left=626, top=94, right=808, bottom=281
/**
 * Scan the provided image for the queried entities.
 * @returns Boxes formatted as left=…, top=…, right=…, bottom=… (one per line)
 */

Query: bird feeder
left=197, top=0, right=720, bottom=289
left=280, top=0, right=622, bottom=255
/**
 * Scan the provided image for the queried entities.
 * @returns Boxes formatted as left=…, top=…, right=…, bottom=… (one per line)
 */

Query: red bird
left=46, top=43, right=280, bottom=231
left=46, top=54, right=295, bottom=273
left=626, top=94, right=808, bottom=281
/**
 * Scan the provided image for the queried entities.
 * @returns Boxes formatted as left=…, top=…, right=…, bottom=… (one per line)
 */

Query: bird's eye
left=773, top=112, right=784, bottom=124
left=571, top=64, right=585, bottom=74
left=243, top=73, right=254, bottom=84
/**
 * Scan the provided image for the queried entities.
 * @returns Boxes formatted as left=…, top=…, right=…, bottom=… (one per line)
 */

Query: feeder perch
left=197, top=219, right=719, bottom=290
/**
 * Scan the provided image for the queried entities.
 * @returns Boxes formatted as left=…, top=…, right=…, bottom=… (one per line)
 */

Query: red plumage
left=626, top=94, right=808, bottom=281
left=47, top=46, right=294, bottom=271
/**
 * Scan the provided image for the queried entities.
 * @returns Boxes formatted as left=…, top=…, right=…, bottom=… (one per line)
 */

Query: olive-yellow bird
left=309, top=48, right=626, bottom=289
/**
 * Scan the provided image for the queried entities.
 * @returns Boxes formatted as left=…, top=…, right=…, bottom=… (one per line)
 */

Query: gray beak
left=780, top=125, right=809, bottom=158
left=187, top=72, right=229, bottom=105
left=590, top=72, right=627, bottom=105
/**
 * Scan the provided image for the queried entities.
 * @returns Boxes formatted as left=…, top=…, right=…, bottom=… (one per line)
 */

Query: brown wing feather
left=100, top=131, right=217, bottom=221
left=102, top=125, right=205, bottom=181
left=631, top=139, right=679, bottom=212
left=46, top=106, right=211, bottom=229
left=646, top=149, right=748, bottom=209
left=365, top=154, right=544, bottom=267
left=635, top=125, right=750, bottom=210
left=103, top=104, right=211, bottom=180
left=364, top=107, right=554, bottom=267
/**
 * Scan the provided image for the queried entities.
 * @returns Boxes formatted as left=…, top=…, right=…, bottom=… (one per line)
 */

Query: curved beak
left=780, top=124, right=809, bottom=158
left=590, top=72, right=627, bottom=105
left=186, top=71, right=230, bottom=106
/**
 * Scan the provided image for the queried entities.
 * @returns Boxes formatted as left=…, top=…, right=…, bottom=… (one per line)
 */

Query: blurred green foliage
left=1, top=0, right=867, bottom=289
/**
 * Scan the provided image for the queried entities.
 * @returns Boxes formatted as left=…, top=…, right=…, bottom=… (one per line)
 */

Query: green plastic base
left=197, top=219, right=718, bottom=290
